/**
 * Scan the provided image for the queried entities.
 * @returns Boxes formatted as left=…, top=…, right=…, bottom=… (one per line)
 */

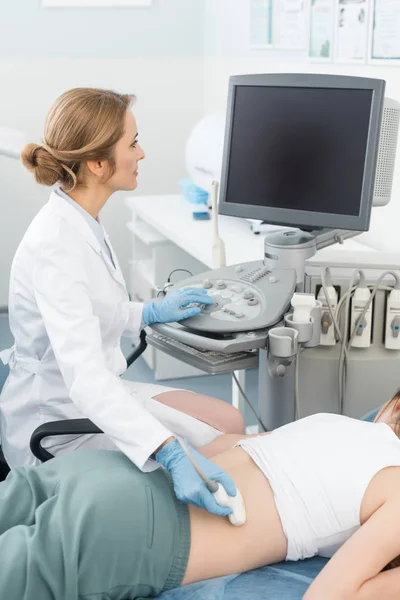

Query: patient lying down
left=2, top=394, right=400, bottom=600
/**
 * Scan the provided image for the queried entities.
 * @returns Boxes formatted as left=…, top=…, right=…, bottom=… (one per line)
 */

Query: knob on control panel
left=247, top=297, right=259, bottom=306
left=231, top=285, right=244, bottom=293
left=202, top=279, right=213, bottom=289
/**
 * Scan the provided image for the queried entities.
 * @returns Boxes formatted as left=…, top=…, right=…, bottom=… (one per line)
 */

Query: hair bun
left=20, top=142, right=40, bottom=170
left=20, top=142, right=63, bottom=186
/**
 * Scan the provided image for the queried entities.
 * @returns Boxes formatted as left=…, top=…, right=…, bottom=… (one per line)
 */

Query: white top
left=238, top=413, right=400, bottom=561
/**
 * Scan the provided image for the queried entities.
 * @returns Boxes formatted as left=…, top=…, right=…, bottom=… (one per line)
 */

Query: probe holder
left=268, top=327, right=299, bottom=358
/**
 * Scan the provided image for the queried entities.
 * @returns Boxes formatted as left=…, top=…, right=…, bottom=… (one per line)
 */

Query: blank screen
left=225, top=86, right=373, bottom=216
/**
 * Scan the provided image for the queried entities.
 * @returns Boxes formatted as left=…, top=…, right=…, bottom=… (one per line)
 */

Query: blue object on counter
left=193, top=211, right=211, bottom=220
left=179, top=179, right=210, bottom=220
left=179, top=179, right=209, bottom=205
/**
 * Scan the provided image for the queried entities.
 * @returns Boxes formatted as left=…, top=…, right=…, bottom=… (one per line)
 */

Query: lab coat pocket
left=145, top=485, right=155, bottom=549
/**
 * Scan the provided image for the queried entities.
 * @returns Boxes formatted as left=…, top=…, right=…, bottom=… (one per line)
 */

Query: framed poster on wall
left=274, top=0, right=308, bottom=50
left=309, top=0, right=335, bottom=61
left=250, top=0, right=273, bottom=49
left=368, top=0, right=400, bottom=64
left=333, top=0, right=370, bottom=64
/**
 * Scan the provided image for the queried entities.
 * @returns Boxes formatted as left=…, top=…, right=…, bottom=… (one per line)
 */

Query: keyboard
left=147, top=331, right=259, bottom=374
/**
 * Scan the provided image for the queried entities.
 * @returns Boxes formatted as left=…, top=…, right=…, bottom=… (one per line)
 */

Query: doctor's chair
left=0, top=358, right=10, bottom=480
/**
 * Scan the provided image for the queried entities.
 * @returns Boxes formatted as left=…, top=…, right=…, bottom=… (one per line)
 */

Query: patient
left=2, top=393, right=400, bottom=600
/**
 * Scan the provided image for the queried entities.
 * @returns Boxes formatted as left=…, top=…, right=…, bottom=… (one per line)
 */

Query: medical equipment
left=350, top=285, right=372, bottom=348
left=148, top=331, right=258, bottom=374
left=211, top=180, right=226, bottom=268
left=385, top=288, right=400, bottom=350
left=155, top=437, right=238, bottom=518
left=147, top=73, right=400, bottom=430
left=317, top=280, right=338, bottom=346
left=179, top=438, right=246, bottom=526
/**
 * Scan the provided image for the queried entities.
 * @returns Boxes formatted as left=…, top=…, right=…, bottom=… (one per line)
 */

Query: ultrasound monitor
left=218, top=73, right=386, bottom=231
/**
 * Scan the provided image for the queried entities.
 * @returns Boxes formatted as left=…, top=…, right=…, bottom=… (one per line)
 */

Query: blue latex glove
left=142, top=288, right=213, bottom=325
left=155, top=438, right=237, bottom=516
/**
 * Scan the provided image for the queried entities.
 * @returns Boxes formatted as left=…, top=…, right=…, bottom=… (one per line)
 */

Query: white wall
left=0, top=1, right=206, bottom=308
left=203, top=0, right=400, bottom=252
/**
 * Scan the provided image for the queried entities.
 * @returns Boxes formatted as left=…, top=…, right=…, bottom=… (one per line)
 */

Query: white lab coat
left=0, top=190, right=219, bottom=469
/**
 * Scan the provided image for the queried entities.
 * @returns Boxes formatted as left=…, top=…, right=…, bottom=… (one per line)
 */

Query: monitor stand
left=263, top=228, right=362, bottom=287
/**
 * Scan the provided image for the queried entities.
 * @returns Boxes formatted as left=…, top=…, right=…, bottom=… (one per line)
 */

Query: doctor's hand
left=142, top=288, right=213, bottom=325
left=155, top=438, right=237, bottom=517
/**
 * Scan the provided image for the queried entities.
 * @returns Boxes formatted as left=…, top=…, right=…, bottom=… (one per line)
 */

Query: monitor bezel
left=218, top=73, right=385, bottom=231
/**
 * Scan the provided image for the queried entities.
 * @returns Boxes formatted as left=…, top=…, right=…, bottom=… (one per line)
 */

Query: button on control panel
left=169, top=260, right=296, bottom=334
left=240, top=266, right=270, bottom=283
left=181, top=277, right=263, bottom=322
left=243, top=289, right=254, bottom=300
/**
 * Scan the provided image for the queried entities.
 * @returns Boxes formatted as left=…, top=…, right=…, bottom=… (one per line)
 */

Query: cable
left=320, top=267, right=355, bottom=413
left=178, top=438, right=218, bottom=493
left=320, top=267, right=343, bottom=344
left=158, top=269, right=195, bottom=298
left=232, top=371, right=268, bottom=432
left=167, top=269, right=193, bottom=282
left=295, top=346, right=301, bottom=420
left=320, top=268, right=361, bottom=413
left=338, top=270, right=367, bottom=414
left=336, top=285, right=357, bottom=413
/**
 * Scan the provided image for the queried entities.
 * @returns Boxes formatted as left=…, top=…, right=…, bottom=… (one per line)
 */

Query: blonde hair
left=21, top=88, right=135, bottom=191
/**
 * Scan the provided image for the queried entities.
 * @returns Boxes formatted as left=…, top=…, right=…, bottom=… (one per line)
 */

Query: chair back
left=0, top=363, right=10, bottom=480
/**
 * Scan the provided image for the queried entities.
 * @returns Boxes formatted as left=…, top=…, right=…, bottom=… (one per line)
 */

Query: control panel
left=167, top=260, right=296, bottom=333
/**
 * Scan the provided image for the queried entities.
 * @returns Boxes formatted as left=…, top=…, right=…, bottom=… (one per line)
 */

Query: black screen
left=225, top=86, right=373, bottom=216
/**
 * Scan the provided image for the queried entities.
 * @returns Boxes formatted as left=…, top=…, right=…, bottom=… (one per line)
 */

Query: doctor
left=0, top=87, right=237, bottom=517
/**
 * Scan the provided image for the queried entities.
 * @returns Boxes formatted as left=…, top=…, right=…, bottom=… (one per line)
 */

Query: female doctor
left=0, top=87, right=237, bottom=517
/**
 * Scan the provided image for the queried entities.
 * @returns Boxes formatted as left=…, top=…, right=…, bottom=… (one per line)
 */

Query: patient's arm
left=199, top=431, right=271, bottom=458
left=303, top=497, right=400, bottom=600
left=356, top=567, right=400, bottom=600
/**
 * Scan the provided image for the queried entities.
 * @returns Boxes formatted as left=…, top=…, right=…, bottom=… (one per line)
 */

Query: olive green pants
left=0, top=450, right=190, bottom=599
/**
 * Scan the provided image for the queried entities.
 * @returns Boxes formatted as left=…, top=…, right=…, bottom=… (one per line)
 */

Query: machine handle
left=150, top=322, right=269, bottom=353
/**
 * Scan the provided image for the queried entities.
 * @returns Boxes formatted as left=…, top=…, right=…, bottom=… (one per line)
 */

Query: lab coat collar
left=47, top=189, right=126, bottom=288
